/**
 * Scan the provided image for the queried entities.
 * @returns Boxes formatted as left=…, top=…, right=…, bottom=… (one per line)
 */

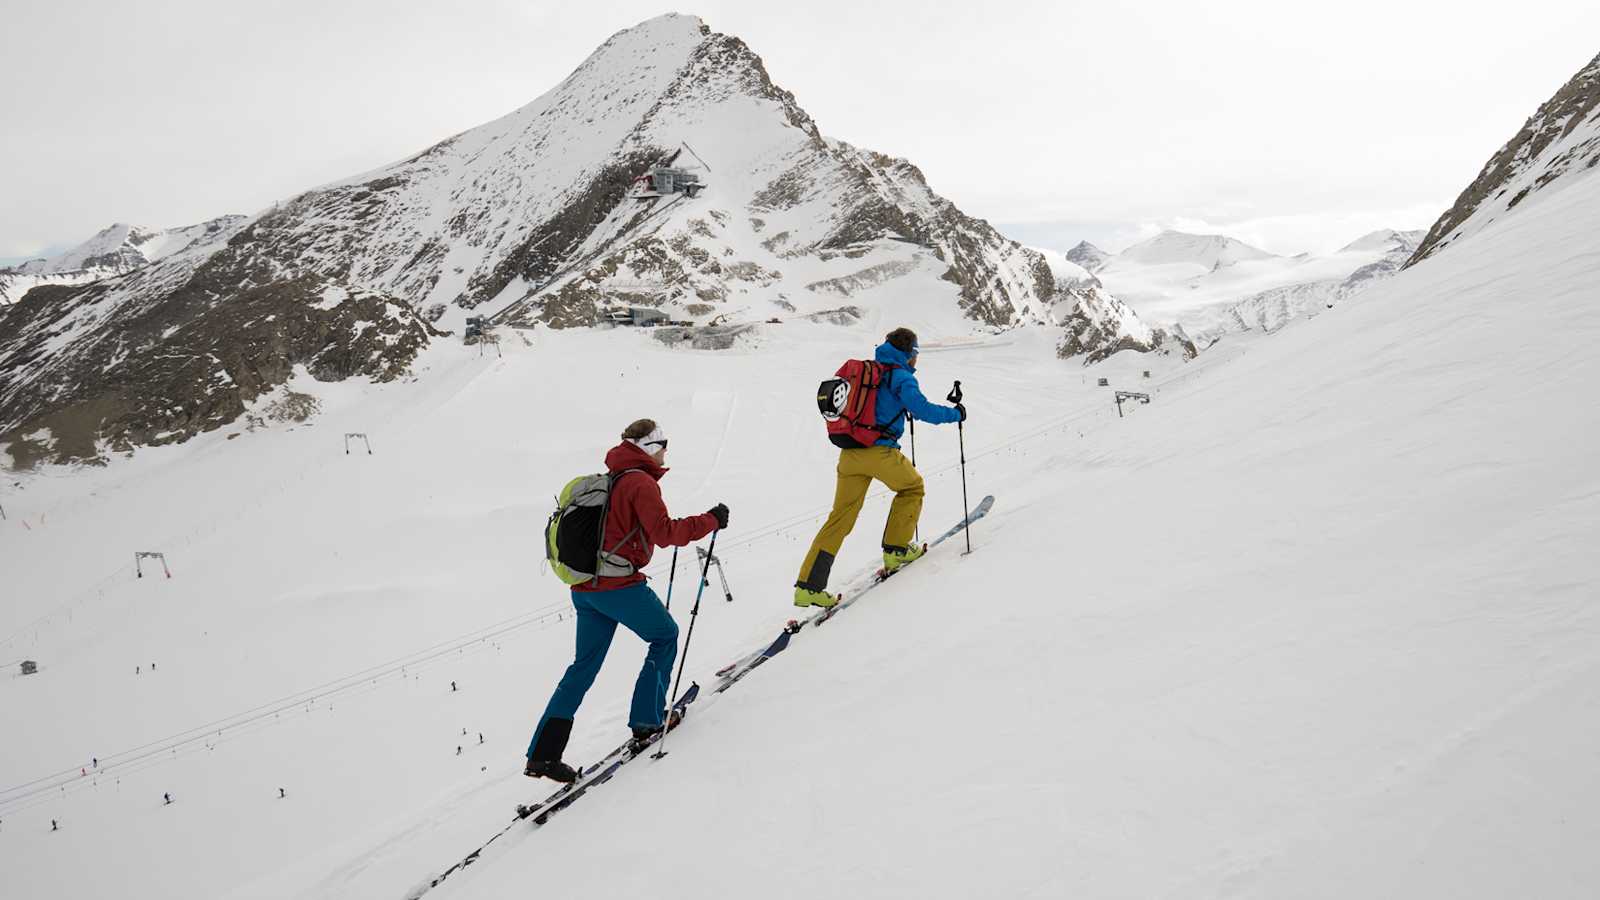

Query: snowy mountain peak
left=1409, top=51, right=1600, bottom=267
left=1113, top=230, right=1275, bottom=270
left=1339, top=229, right=1422, bottom=255
left=1, top=15, right=1171, bottom=466
left=1094, top=225, right=1425, bottom=342
left=1065, top=240, right=1110, bottom=272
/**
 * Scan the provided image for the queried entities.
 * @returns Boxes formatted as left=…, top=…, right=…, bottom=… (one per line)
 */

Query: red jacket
left=575, top=441, right=718, bottom=592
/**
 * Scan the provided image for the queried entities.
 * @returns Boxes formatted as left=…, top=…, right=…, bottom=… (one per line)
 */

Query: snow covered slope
left=1409, top=50, right=1600, bottom=266
left=0, top=14, right=1162, bottom=467
left=1212, top=228, right=1423, bottom=339
left=1115, top=229, right=1277, bottom=271
left=6, top=219, right=247, bottom=276
left=1034, top=246, right=1099, bottom=289
left=1093, top=227, right=1422, bottom=341
left=0, top=217, right=245, bottom=305
left=0, top=268, right=106, bottom=307
left=4, top=83, right=1598, bottom=900
left=434, top=122, right=1600, bottom=900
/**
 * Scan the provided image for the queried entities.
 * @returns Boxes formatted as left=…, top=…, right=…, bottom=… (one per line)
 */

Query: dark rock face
left=0, top=226, right=437, bottom=467
left=466, top=150, right=668, bottom=314
left=746, top=141, right=1053, bottom=330
left=1409, top=52, right=1600, bottom=267
left=1053, top=287, right=1197, bottom=365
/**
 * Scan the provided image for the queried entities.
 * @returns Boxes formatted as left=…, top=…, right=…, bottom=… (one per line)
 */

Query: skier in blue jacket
left=793, top=327, right=965, bottom=607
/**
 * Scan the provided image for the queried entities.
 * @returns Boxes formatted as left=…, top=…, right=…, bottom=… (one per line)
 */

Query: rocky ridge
left=1409, top=51, right=1600, bottom=266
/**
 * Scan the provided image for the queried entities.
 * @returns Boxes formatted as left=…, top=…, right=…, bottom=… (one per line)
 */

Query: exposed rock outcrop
left=1408, top=52, right=1600, bottom=266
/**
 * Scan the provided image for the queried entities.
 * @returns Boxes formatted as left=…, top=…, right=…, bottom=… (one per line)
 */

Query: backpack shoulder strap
left=598, top=468, right=649, bottom=565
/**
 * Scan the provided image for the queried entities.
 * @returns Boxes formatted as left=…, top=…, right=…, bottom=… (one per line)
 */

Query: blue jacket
left=871, top=341, right=961, bottom=448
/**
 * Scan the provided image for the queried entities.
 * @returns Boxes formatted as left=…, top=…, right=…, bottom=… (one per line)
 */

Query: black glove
left=954, top=403, right=967, bottom=423
left=708, top=503, right=729, bottom=529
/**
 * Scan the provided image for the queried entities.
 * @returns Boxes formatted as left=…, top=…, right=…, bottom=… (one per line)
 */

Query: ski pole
left=664, top=547, right=679, bottom=612
left=907, top=411, right=919, bottom=543
left=654, top=529, right=717, bottom=760
left=947, top=380, right=971, bottom=555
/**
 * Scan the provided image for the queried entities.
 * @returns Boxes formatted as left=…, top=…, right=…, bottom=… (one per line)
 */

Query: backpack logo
left=817, top=360, right=895, bottom=449
left=818, top=379, right=851, bottom=421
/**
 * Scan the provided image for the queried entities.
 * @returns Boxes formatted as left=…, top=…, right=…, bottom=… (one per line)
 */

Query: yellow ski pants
left=795, top=446, right=923, bottom=591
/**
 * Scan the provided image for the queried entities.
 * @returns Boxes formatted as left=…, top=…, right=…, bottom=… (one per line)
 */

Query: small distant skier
left=456, top=746, right=462, bottom=756
left=279, top=788, right=286, bottom=799
left=451, top=681, right=457, bottom=692
left=524, top=419, right=727, bottom=783
left=163, top=792, right=172, bottom=805
left=794, top=327, right=965, bottom=607
left=52, top=819, right=59, bottom=832
left=92, top=757, right=97, bottom=768
left=478, top=732, right=484, bottom=745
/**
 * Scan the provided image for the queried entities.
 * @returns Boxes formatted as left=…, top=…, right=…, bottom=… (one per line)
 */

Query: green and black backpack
left=545, top=469, right=645, bottom=585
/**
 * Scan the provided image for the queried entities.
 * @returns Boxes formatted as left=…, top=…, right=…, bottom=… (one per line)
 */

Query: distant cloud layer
left=3, top=0, right=1598, bottom=263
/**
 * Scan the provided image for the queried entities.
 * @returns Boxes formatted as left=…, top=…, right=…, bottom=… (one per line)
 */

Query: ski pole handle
left=947, top=380, right=963, bottom=404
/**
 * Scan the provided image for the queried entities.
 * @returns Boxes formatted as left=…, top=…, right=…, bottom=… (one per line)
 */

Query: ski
left=711, top=495, right=994, bottom=693
left=515, top=681, right=700, bottom=824
left=712, top=628, right=792, bottom=691
left=408, top=684, right=700, bottom=898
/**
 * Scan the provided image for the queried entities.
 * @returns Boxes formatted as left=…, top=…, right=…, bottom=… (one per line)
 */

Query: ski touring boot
left=524, top=757, right=579, bottom=784
left=881, top=543, right=927, bottom=577
left=793, top=586, right=841, bottom=608
left=628, top=707, right=685, bottom=755
left=525, top=717, right=579, bottom=783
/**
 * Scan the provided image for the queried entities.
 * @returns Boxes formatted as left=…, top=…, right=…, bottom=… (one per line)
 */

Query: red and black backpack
left=817, top=360, right=896, bottom=449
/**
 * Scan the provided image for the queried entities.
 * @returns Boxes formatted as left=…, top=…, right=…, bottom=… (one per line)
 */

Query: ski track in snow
left=3, top=174, right=1600, bottom=899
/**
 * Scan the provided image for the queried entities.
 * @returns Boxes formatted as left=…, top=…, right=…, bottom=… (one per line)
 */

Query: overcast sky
left=3, top=0, right=1597, bottom=264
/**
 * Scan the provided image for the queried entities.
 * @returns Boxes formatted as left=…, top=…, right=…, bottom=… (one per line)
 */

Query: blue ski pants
left=527, top=582, right=679, bottom=756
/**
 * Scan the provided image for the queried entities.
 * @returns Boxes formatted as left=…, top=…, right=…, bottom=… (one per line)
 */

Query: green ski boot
left=882, top=543, right=927, bottom=575
left=794, top=586, right=840, bottom=608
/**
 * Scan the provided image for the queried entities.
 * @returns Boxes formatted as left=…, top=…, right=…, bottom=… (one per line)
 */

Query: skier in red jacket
left=525, top=419, right=728, bottom=782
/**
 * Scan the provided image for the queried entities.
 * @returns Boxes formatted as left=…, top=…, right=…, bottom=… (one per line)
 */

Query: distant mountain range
left=1068, top=227, right=1424, bottom=344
